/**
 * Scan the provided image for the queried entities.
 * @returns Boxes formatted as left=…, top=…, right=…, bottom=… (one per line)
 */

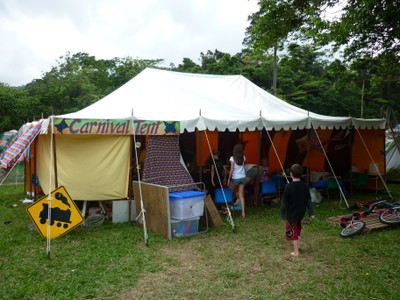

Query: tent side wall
left=352, top=129, right=385, bottom=174
left=36, top=134, right=131, bottom=200
left=195, top=130, right=263, bottom=167
left=267, top=128, right=385, bottom=177
left=28, top=126, right=386, bottom=201
left=241, top=131, right=260, bottom=164
left=190, top=128, right=385, bottom=178
left=268, top=130, right=291, bottom=172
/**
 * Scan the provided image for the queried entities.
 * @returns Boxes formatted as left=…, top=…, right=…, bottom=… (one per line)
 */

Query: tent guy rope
left=355, top=127, right=392, bottom=199
left=131, top=109, right=149, bottom=246
left=260, top=118, right=289, bottom=184
left=311, top=123, right=349, bottom=209
left=203, top=130, right=236, bottom=231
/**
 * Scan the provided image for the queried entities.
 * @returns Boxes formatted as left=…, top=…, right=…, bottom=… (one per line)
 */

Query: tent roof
left=59, top=68, right=385, bottom=132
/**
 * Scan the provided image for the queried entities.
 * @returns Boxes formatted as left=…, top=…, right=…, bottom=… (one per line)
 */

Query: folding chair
left=272, top=173, right=286, bottom=199
left=260, top=180, right=277, bottom=207
left=214, top=188, right=243, bottom=217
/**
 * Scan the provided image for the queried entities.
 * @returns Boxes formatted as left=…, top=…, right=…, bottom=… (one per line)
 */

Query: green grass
left=1, top=162, right=25, bottom=185
left=1, top=184, right=400, bottom=299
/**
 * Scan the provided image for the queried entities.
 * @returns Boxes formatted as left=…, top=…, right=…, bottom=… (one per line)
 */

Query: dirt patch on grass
left=117, top=230, right=310, bottom=299
left=118, top=239, right=208, bottom=299
left=117, top=213, right=341, bottom=299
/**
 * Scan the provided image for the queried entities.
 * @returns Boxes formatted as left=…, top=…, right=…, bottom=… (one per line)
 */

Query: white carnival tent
left=58, top=67, right=384, bottom=131
left=22, top=68, right=386, bottom=202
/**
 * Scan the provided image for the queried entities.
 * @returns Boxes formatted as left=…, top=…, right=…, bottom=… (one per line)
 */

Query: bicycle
left=339, top=212, right=366, bottom=238
left=379, top=203, right=400, bottom=225
left=339, top=198, right=400, bottom=238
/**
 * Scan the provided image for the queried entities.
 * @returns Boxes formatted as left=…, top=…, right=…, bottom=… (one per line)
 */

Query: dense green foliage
left=246, top=0, right=400, bottom=61
left=1, top=47, right=398, bottom=132
left=0, top=0, right=399, bottom=131
left=243, top=0, right=400, bottom=118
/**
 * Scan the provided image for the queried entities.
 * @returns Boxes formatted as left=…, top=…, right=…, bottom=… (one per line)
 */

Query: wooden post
left=349, top=127, right=354, bottom=195
left=33, top=138, right=37, bottom=201
left=128, top=135, right=134, bottom=223
left=253, top=130, right=262, bottom=206
left=52, top=132, right=58, bottom=188
left=306, top=128, right=310, bottom=186
left=198, top=129, right=203, bottom=183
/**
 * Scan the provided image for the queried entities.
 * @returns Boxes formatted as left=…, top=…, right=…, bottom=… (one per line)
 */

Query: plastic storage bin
left=169, top=190, right=205, bottom=220
left=170, top=217, right=200, bottom=237
left=112, top=200, right=136, bottom=223
left=214, top=188, right=233, bottom=204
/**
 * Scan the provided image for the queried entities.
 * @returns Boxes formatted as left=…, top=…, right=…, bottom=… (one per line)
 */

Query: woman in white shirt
left=228, top=144, right=246, bottom=218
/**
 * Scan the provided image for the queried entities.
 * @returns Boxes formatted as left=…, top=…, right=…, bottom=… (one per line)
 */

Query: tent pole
left=127, top=134, right=134, bottom=223
left=349, top=127, right=354, bottom=195
left=33, top=138, right=37, bottom=201
left=306, top=129, right=310, bottom=186
left=254, top=129, right=262, bottom=206
left=199, top=130, right=203, bottom=183
left=52, top=131, right=58, bottom=188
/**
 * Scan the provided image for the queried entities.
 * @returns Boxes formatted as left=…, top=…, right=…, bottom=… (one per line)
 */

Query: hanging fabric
left=142, top=135, right=197, bottom=192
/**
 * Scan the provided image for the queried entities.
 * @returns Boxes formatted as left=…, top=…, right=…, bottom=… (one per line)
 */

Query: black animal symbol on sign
left=55, top=192, right=70, bottom=207
left=39, top=203, right=72, bottom=229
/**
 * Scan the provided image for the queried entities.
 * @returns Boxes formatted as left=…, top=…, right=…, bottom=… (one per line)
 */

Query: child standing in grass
left=280, top=164, right=315, bottom=256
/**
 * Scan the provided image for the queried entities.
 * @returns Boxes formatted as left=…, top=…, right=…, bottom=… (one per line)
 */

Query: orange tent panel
left=352, top=129, right=385, bottom=174
left=304, top=129, right=332, bottom=171
left=269, top=130, right=291, bottom=172
left=196, top=130, right=218, bottom=166
left=242, top=131, right=260, bottom=164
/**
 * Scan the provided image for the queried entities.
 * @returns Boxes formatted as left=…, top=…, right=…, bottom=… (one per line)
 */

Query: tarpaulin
left=0, top=122, right=42, bottom=169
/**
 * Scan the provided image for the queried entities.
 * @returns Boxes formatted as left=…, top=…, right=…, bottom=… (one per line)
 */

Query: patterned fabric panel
left=0, top=122, right=42, bottom=169
left=142, top=135, right=197, bottom=192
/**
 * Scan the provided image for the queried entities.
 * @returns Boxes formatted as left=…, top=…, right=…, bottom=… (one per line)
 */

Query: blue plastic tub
left=214, top=188, right=233, bottom=204
left=169, top=190, right=205, bottom=219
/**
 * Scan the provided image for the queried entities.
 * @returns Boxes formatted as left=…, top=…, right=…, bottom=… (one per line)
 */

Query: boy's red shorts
left=285, top=220, right=302, bottom=240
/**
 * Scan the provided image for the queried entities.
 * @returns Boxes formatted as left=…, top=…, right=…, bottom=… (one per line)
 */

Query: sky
left=0, top=0, right=259, bottom=86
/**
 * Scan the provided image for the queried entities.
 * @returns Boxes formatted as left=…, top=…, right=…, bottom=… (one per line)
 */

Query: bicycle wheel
left=379, top=208, right=400, bottom=225
left=339, top=221, right=366, bottom=238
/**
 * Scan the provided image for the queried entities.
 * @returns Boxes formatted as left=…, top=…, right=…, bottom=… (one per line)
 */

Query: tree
left=350, top=54, right=400, bottom=118
left=0, top=83, right=33, bottom=131
left=174, top=58, right=201, bottom=73
left=243, top=0, right=400, bottom=119
left=174, top=50, right=249, bottom=76
left=277, top=44, right=331, bottom=112
left=25, top=52, right=163, bottom=116
left=109, top=57, right=164, bottom=90
left=244, top=0, right=318, bottom=94
left=324, top=0, right=400, bottom=60
left=240, top=50, right=275, bottom=91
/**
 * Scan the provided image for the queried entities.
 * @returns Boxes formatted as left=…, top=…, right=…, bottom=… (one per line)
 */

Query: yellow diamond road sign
left=27, top=186, right=84, bottom=239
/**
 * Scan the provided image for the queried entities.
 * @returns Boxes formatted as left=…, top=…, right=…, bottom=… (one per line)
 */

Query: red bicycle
left=339, top=198, right=400, bottom=238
